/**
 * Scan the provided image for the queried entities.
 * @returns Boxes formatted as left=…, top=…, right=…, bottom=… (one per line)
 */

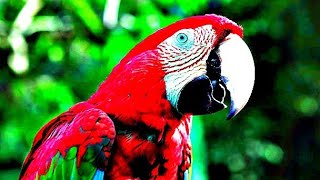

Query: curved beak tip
left=226, top=101, right=242, bottom=120
left=218, top=33, right=255, bottom=120
left=226, top=111, right=236, bottom=120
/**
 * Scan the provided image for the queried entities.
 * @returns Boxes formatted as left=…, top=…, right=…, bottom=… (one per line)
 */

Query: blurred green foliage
left=0, top=0, right=319, bottom=179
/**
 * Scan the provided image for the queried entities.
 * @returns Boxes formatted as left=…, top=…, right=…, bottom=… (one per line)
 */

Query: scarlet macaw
left=20, top=14, right=254, bottom=179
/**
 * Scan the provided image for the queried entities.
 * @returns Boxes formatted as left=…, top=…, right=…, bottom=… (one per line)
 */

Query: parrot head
left=95, top=14, right=254, bottom=119
left=125, top=14, right=255, bottom=119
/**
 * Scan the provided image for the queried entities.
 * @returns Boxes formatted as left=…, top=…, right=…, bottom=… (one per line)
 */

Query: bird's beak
left=216, top=33, right=255, bottom=119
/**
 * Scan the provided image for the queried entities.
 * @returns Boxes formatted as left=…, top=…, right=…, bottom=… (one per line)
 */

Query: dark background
left=0, top=0, right=319, bottom=179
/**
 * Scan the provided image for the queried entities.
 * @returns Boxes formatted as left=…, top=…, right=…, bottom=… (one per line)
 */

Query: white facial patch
left=157, top=25, right=217, bottom=110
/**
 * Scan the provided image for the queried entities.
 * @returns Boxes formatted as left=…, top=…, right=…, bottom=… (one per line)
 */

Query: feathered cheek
left=162, top=58, right=208, bottom=112
left=163, top=47, right=228, bottom=115
left=159, top=26, right=226, bottom=115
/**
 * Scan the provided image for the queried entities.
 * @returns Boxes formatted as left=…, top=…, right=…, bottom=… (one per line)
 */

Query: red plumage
left=88, top=50, right=192, bottom=179
left=20, top=102, right=116, bottom=179
left=20, top=14, right=243, bottom=179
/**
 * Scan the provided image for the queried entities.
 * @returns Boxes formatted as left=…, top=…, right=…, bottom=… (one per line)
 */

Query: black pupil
left=179, top=34, right=186, bottom=41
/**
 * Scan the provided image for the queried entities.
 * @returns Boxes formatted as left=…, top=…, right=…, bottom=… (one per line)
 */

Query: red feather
left=20, top=14, right=243, bottom=179
left=122, top=14, right=243, bottom=62
left=20, top=102, right=116, bottom=179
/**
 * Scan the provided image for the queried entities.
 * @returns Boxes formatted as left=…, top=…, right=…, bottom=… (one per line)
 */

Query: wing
left=19, top=102, right=116, bottom=180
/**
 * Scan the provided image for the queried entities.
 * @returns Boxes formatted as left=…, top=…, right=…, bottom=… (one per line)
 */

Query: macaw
left=19, top=14, right=254, bottom=180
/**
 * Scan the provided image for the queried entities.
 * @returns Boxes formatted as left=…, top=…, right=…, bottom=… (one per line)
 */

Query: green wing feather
left=41, top=145, right=104, bottom=180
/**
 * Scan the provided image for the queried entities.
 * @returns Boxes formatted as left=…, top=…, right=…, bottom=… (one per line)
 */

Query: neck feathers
left=88, top=50, right=178, bottom=123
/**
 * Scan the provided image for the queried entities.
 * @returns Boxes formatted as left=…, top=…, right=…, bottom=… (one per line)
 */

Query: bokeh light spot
left=8, top=54, right=29, bottom=74
left=294, top=96, right=318, bottom=116
left=227, top=154, right=246, bottom=172
left=264, top=144, right=284, bottom=164
left=48, top=44, right=64, bottom=62
left=120, top=14, right=136, bottom=30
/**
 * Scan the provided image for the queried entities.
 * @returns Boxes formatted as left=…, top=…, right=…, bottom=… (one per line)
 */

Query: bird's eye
left=176, top=33, right=188, bottom=43
left=172, top=29, right=194, bottom=50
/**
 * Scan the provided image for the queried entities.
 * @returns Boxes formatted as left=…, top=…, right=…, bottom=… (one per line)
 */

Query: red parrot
left=19, top=14, right=254, bottom=179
